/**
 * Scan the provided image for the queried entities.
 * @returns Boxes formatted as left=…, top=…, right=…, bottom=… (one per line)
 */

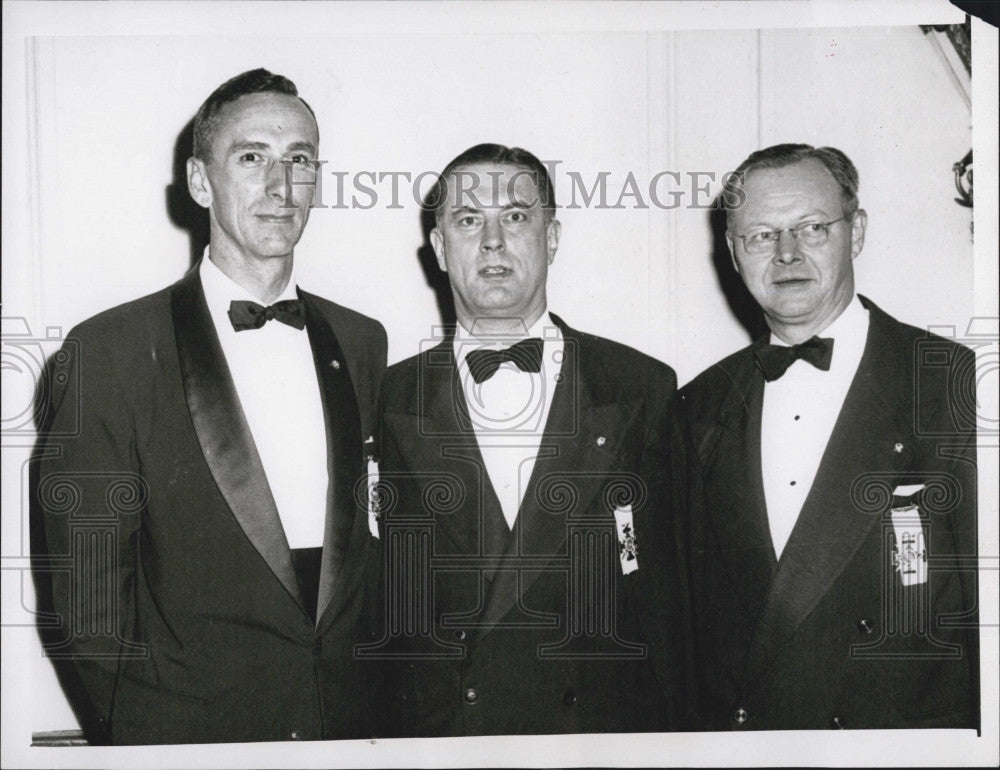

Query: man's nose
left=480, top=218, right=505, bottom=252
left=773, top=229, right=801, bottom=264
left=265, top=160, right=288, bottom=201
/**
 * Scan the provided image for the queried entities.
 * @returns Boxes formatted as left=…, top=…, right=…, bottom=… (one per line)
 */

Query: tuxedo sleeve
left=39, top=324, right=142, bottom=734
left=945, top=346, right=980, bottom=727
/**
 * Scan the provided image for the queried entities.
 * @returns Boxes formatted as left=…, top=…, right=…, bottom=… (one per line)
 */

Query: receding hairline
left=214, top=91, right=317, bottom=128
left=200, top=92, right=319, bottom=161
left=723, top=147, right=860, bottom=230
left=434, top=161, right=555, bottom=223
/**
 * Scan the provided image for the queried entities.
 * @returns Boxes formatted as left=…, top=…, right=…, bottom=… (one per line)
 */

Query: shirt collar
left=769, top=294, right=869, bottom=369
left=199, top=247, right=299, bottom=315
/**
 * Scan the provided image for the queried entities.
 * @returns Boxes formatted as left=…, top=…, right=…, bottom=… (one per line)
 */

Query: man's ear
left=546, top=218, right=561, bottom=264
left=430, top=227, right=447, bottom=272
left=726, top=233, right=740, bottom=274
left=187, top=157, right=212, bottom=209
left=850, top=209, right=867, bottom=259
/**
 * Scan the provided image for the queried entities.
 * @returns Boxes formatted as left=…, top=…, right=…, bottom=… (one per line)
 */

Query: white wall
left=2, top=7, right=988, bottom=753
left=14, top=27, right=975, bottom=381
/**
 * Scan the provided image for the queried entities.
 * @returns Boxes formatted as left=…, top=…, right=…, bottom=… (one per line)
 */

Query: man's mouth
left=257, top=214, right=295, bottom=223
left=480, top=265, right=512, bottom=277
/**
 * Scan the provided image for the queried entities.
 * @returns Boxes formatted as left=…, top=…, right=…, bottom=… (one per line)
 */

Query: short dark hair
left=431, top=143, right=556, bottom=224
left=192, top=68, right=316, bottom=162
left=722, top=143, right=860, bottom=228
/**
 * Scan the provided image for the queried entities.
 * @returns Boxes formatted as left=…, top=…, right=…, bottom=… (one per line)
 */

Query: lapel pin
left=596, top=436, right=606, bottom=447
left=893, top=442, right=904, bottom=453
left=329, top=359, right=341, bottom=370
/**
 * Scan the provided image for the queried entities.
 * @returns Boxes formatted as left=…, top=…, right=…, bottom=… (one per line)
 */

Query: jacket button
left=563, top=691, right=577, bottom=706
left=831, top=716, right=846, bottom=729
left=465, top=688, right=477, bottom=703
left=857, top=618, right=874, bottom=635
left=290, top=730, right=302, bottom=740
left=733, top=707, right=748, bottom=726
left=455, top=630, right=466, bottom=640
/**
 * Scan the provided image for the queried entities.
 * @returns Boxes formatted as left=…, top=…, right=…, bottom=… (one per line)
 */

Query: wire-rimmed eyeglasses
left=733, top=215, right=851, bottom=255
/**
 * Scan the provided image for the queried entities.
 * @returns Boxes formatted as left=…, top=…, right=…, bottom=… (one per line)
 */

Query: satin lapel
left=170, top=268, right=302, bottom=607
left=394, top=339, right=508, bottom=559
left=475, top=324, right=639, bottom=636
left=742, top=307, right=905, bottom=687
left=699, top=351, right=777, bottom=623
left=300, top=294, right=366, bottom=631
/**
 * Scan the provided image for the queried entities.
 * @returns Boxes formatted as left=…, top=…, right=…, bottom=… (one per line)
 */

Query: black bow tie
left=465, top=337, right=544, bottom=383
left=228, top=299, right=306, bottom=332
left=753, top=336, right=834, bottom=381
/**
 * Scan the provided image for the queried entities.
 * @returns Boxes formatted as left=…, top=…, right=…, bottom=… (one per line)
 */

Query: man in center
left=372, top=144, right=687, bottom=736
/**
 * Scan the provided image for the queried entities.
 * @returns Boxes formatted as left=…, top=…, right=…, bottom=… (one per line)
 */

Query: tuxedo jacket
left=373, top=315, right=689, bottom=737
left=39, top=265, right=386, bottom=744
left=677, top=297, right=978, bottom=731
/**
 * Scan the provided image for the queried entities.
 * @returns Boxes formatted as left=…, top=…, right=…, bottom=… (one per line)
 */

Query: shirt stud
left=596, top=436, right=606, bottom=447
left=893, top=442, right=904, bottom=453
left=330, top=359, right=341, bottom=370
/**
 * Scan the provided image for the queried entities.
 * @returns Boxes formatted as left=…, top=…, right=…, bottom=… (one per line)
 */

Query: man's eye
left=458, top=215, right=479, bottom=227
left=507, top=211, right=527, bottom=223
left=288, top=155, right=312, bottom=165
left=800, top=223, right=825, bottom=235
left=239, top=152, right=261, bottom=163
left=747, top=231, right=775, bottom=245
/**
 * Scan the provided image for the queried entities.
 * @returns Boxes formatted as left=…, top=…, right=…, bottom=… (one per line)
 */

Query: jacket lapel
left=170, top=267, right=303, bottom=608
left=300, top=292, right=366, bottom=631
left=475, top=319, right=640, bottom=635
left=390, top=337, right=509, bottom=560
left=742, top=301, right=908, bottom=687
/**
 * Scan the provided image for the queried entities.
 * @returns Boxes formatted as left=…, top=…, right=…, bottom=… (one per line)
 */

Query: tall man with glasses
left=678, top=143, right=978, bottom=730
left=371, top=143, right=688, bottom=736
left=39, top=69, right=386, bottom=744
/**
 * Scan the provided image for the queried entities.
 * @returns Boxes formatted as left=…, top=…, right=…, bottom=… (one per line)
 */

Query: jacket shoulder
left=570, top=328, right=678, bottom=396
left=381, top=346, right=435, bottom=405
left=65, top=286, right=175, bottom=350
left=873, top=308, right=975, bottom=361
left=679, top=344, right=755, bottom=405
left=300, top=291, right=387, bottom=343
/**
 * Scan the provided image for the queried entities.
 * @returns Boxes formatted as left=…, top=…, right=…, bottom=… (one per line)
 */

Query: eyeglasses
left=734, top=215, right=851, bottom=255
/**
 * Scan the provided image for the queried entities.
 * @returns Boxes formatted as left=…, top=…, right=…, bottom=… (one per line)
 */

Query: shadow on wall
left=166, top=116, right=210, bottom=271
left=29, top=355, right=107, bottom=744
left=708, top=197, right=766, bottom=342
left=417, top=189, right=456, bottom=330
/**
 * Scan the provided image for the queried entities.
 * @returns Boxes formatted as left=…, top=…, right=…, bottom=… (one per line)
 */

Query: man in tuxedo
left=371, top=144, right=687, bottom=737
left=679, top=143, right=978, bottom=730
left=39, top=69, right=386, bottom=744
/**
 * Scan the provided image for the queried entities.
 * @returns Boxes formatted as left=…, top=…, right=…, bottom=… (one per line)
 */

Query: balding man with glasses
left=677, top=144, right=979, bottom=731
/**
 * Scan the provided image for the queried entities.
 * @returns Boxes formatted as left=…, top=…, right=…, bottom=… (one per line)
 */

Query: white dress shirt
left=454, top=313, right=564, bottom=529
left=761, top=296, right=870, bottom=559
left=199, top=254, right=328, bottom=548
